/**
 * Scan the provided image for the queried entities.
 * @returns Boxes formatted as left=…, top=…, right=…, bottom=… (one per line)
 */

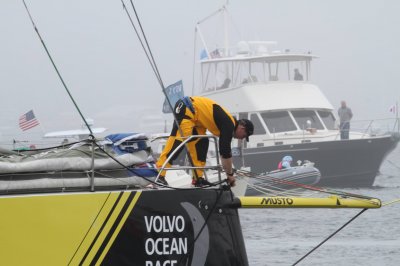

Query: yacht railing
left=155, top=134, right=222, bottom=184
left=350, top=118, right=399, bottom=137
left=263, top=118, right=399, bottom=145
left=0, top=134, right=226, bottom=195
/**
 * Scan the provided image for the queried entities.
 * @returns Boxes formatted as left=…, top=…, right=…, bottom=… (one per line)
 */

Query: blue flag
left=200, top=49, right=208, bottom=60
left=162, top=80, right=184, bottom=113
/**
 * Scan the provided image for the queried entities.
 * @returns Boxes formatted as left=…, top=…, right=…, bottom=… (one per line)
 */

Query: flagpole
left=31, top=110, right=46, bottom=147
left=397, top=101, right=399, bottom=133
left=38, top=122, right=47, bottom=146
left=33, top=111, right=47, bottom=142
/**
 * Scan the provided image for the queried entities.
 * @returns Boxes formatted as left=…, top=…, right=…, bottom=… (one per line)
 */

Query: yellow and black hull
left=0, top=189, right=248, bottom=266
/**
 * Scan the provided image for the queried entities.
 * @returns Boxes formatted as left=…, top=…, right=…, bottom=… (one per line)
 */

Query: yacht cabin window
left=198, top=56, right=313, bottom=94
left=317, top=111, right=336, bottom=130
left=237, top=112, right=249, bottom=148
left=238, top=112, right=248, bottom=120
left=250, top=113, right=266, bottom=135
left=261, top=111, right=297, bottom=133
left=201, top=62, right=234, bottom=92
left=291, top=110, right=324, bottom=130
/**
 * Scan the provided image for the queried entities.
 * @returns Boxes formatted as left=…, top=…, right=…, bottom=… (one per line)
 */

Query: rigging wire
left=91, top=140, right=225, bottom=190
left=13, top=4, right=398, bottom=260
left=238, top=178, right=316, bottom=197
left=21, top=0, right=93, bottom=135
left=120, top=0, right=203, bottom=180
left=386, top=159, right=400, bottom=171
left=1, top=137, right=227, bottom=192
left=292, top=208, right=368, bottom=266
left=197, top=6, right=225, bottom=25
left=191, top=28, right=197, bottom=95
left=22, top=0, right=203, bottom=188
left=177, top=189, right=225, bottom=265
left=119, top=5, right=238, bottom=261
left=22, top=0, right=228, bottom=191
left=119, top=0, right=162, bottom=85
left=128, top=0, right=164, bottom=88
left=236, top=168, right=377, bottom=201
left=382, top=198, right=400, bottom=207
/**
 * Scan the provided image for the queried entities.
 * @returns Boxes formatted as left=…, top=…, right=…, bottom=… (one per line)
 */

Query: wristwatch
left=227, top=172, right=234, bottom=176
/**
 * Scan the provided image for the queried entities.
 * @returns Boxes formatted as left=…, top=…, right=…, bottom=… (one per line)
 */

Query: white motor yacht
left=192, top=10, right=399, bottom=187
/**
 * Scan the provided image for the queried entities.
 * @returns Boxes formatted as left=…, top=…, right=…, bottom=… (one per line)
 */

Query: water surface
left=240, top=145, right=400, bottom=265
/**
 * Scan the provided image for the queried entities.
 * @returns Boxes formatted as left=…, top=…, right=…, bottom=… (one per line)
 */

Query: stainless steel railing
left=154, top=134, right=223, bottom=184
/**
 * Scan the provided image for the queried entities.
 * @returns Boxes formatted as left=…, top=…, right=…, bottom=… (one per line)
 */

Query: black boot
left=157, top=176, right=169, bottom=186
left=193, top=178, right=213, bottom=187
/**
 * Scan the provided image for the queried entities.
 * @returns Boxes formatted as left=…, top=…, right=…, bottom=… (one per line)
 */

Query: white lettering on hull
left=144, top=215, right=188, bottom=265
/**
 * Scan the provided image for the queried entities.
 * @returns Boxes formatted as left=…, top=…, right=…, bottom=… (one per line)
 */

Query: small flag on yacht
left=162, top=80, right=184, bottom=113
left=200, top=49, right=221, bottom=59
left=209, top=49, right=221, bottom=58
left=389, top=105, right=396, bottom=114
left=200, top=49, right=208, bottom=60
left=19, top=110, right=40, bottom=131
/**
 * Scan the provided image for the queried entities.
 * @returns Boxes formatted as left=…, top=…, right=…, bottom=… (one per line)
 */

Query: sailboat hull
left=0, top=189, right=248, bottom=265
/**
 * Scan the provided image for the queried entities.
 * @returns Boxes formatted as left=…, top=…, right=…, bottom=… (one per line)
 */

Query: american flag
left=19, top=110, right=40, bottom=131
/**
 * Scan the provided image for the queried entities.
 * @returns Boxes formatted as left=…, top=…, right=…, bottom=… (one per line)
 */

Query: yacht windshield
left=318, top=111, right=336, bottom=130
left=261, top=111, right=297, bottom=133
left=250, top=113, right=266, bottom=135
left=291, top=110, right=324, bottom=130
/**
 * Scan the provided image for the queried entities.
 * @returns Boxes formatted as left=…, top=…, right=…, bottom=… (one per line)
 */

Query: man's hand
left=227, top=174, right=236, bottom=187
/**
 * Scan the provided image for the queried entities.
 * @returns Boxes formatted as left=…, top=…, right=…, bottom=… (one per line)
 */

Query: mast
left=223, top=3, right=231, bottom=81
left=223, top=4, right=229, bottom=57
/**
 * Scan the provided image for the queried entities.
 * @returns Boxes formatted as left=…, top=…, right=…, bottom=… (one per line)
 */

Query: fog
left=0, top=0, right=399, bottom=147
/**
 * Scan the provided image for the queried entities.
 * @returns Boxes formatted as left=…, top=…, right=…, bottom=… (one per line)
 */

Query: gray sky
left=1, top=0, right=399, bottom=146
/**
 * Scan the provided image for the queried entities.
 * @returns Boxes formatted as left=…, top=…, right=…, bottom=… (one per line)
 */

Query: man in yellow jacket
left=156, top=96, right=254, bottom=187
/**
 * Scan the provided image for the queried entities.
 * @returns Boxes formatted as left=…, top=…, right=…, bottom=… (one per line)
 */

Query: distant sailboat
left=43, top=118, right=107, bottom=140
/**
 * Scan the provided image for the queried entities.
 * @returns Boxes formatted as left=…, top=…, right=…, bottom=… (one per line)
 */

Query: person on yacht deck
left=156, top=96, right=254, bottom=187
left=294, top=68, right=304, bottom=81
left=338, top=100, right=353, bottom=140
